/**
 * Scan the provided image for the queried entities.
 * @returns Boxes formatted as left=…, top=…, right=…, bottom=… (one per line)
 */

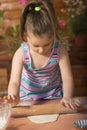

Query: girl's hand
left=0, top=96, right=3, bottom=102
left=3, top=95, right=19, bottom=107
left=60, top=97, right=80, bottom=110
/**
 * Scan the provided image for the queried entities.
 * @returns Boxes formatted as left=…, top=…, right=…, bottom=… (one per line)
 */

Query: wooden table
left=7, top=97, right=87, bottom=130
left=7, top=112, right=87, bottom=130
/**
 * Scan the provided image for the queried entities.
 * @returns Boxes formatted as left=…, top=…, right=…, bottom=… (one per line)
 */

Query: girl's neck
left=30, top=49, right=51, bottom=69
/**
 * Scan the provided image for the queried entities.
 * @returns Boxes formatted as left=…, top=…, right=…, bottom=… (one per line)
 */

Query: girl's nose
left=38, top=47, right=44, bottom=54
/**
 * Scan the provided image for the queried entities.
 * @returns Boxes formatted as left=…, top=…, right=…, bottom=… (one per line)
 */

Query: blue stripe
left=20, top=85, right=59, bottom=97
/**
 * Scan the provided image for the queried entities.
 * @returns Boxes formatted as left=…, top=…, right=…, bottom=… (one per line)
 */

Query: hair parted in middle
left=20, top=0, right=59, bottom=41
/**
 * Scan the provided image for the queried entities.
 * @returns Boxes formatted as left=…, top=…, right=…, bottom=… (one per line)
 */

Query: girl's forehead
left=28, top=31, right=50, bottom=37
left=28, top=32, right=53, bottom=41
left=27, top=33, right=54, bottom=46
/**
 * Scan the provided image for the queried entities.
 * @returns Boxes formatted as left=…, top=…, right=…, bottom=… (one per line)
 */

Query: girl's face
left=27, top=33, right=54, bottom=55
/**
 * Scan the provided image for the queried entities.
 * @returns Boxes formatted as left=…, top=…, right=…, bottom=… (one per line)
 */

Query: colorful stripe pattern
left=74, top=120, right=87, bottom=128
left=20, top=42, right=63, bottom=101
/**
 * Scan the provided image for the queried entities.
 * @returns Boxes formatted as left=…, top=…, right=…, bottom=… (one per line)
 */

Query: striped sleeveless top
left=20, top=42, right=63, bottom=101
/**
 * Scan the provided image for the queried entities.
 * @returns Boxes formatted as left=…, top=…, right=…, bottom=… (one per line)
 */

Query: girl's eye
left=33, top=45, right=39, bottom=47
left=45, top=45, right=49, bottom=47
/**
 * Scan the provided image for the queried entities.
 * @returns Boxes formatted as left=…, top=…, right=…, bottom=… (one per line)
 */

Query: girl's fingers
left=60, top=98, right=80, bottom=110
left=60, top=100, right=70, bottom=108
left=62, top=101, right=75, bottom=109
left=8, top=95, right=11, bottom=100
left=69, top=102, right=77, bottom=110
left=4, top=95, right=15, bottom=100
left=3, top=96, right=7, bottom=100
left=2, top=95, right=19, bottom=107
left=3, top=95, right=15, bottom=103
left=73, top=99, right=80, bottom=107
left=11, top=95, right=15, bottom=100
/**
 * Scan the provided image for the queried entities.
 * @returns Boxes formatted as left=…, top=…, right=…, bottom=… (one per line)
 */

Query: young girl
left=4, top=0, right=79, bottom=109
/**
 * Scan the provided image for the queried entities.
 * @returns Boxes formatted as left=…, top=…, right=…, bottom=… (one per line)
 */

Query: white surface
left=0, top=117, right=7, bottom=129
left=28, top=114, right=59, bottom=124
left=0, top=103, right=11, bottom=130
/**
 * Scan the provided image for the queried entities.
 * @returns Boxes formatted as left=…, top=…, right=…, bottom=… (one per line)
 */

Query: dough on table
left=27, top=114, right=59, bottom=124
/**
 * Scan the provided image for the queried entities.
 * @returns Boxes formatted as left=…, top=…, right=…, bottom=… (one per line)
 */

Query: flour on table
left=27, top=114, right=59, bottom=124
left=0, top=117, right=7, bottom=129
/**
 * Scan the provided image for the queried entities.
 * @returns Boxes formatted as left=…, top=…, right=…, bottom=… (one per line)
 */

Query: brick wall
left=0, top=0, right=22, bottom=36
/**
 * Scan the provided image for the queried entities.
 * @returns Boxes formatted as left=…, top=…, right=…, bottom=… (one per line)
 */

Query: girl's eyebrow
left=32, top=44, right=49, bottom=47
left=31, top=42, right=52, bottom=47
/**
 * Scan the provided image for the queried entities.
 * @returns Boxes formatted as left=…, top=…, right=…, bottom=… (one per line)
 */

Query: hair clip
left=34, top=6, right=41, bottom=11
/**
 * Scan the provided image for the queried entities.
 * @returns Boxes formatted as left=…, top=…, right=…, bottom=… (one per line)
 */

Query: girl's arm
left=59, top=44, right=79, bottom=109
left=4, top=47, right=23, bottom=106
left=8, top=47, right=23, bottom=96
left=59, top=44, right=74, bottom=98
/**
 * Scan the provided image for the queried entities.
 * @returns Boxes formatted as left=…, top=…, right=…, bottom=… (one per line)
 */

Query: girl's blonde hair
left=20, top=0, right=59, bottom=41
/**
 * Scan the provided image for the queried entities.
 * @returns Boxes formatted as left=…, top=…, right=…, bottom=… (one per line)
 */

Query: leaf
left=0, top=10, right=4, bottom=23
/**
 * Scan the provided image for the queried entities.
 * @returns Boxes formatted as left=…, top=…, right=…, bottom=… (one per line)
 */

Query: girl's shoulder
left=14, top=47, right=22, bottom=56
left=12, top=47, right=23, bottom=63
left=59, top=43, right=68, bottom=52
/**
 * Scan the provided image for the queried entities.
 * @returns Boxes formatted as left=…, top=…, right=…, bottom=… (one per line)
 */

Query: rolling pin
left=11, top=104, right=76, bottom=117
left=11, top=97, right=87, bottom=117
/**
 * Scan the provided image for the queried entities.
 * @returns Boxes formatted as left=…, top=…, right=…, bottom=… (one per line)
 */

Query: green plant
left=4, top=25, right=21, bottom=56
left=0, top=9, right=21, bottom=55
left=70, top=8, right=87, bottom=36
left=0, top=10, right=4, bottom=24
left=58, top=0, right=87, bottom=50
left=62, top=0, right=87, bottom=36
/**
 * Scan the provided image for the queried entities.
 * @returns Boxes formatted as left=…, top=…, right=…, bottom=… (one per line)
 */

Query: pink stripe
left=20, top=79, right=61, bottom=94
left=20, top=89, right=55, bottom=100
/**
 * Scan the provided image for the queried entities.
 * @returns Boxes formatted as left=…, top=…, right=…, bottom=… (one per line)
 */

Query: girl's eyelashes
left=33, top=45, right=39, bottom=47
left=32, top=43, right=51, bottom=48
